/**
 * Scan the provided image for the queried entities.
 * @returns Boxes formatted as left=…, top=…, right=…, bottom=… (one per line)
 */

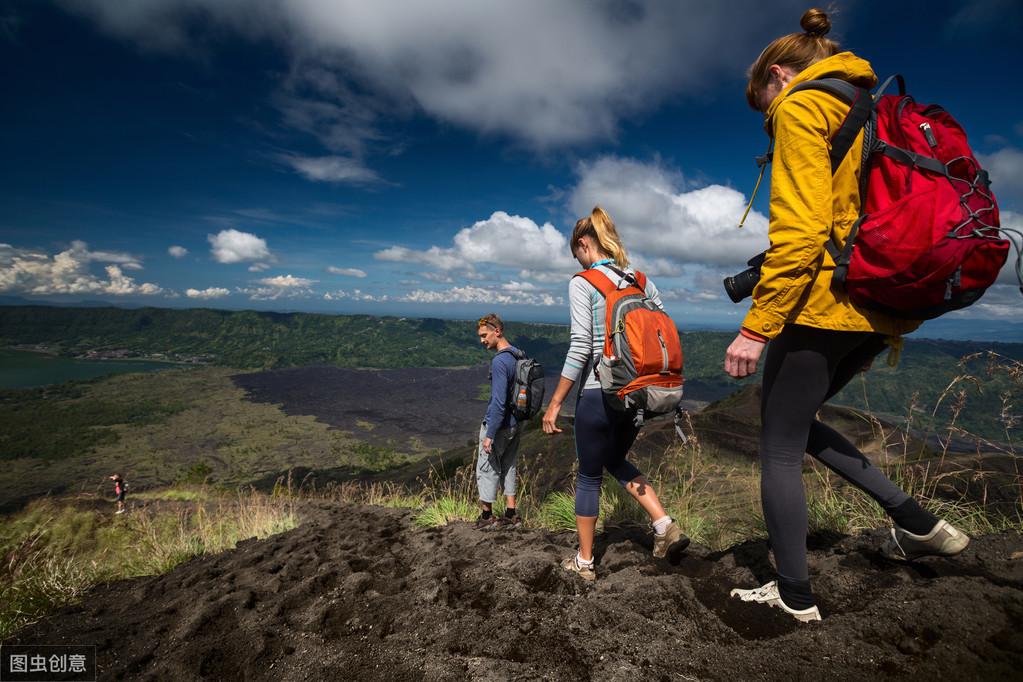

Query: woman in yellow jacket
left=724, top=8, right=969, bottom=622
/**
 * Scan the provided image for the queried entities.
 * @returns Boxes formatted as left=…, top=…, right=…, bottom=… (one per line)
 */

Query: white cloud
left=186, top=287, right=230, bottom=299
left=978, top=147, right=1023, bottom=207
left=248, top=262, right=271, bottom=272
left=236, top=274, right=318, bottom=301
left=256, top=274, right=316, bottom=288
left=401, top=285, right=561, bottom=307
left=208, top=229, right=271, bottom=264
left=995, top=211, right=1023, bottom=286
left=569, top=156, right=769, bottom=267
left=0, top=241, right=164, bottom=296
left=279, top=154, right=382, bottom=185
left=59, top=1, right=801, bottom=149
left=375, top=211, right=576, bottom=273
left=168, top=245, right=188, bottom=258
left=324, top=288, right=388, bottom=302
left=327, top=266, right=367, bottom=278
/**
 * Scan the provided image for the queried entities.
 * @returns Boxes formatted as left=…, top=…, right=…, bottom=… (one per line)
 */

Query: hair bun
left=800, top=8, right=831, bottom=37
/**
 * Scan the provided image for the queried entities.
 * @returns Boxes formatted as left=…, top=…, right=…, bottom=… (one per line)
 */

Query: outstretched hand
left=724, top=333, right=766, bottom=378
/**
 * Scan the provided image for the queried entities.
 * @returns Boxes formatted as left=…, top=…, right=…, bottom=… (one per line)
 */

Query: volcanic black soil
left=12, top=502, right=1023, bottom=680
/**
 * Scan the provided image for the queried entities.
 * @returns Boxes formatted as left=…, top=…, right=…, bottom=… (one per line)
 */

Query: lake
left=0, top=349, right=182, bottom=389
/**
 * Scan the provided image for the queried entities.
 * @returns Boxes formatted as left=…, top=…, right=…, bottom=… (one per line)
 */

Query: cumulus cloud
left=278, top=154, right=382, bottom=185
left=208, top=229, right=271, bottom=264
left=58, top=0, right=800, bottom=149
left=327, top=266, right=367, bottom=278
left=168, top=245, right=188, bottom=258
left=569, top=156, right=769, bottom=267
left=256, top=274, right=316, bottom=288
left=248, top=262, right=271, bottom=272
left=375, top=211, right=576, bottom=273
left=324, top=289, right=388, bottom=302
left=236, top=273, right=317, bottom=301
left=185, top=287, right=230, bottom=299
left=978, top=147, right=1023, bottom=207
left=401, top=285, right=561, bottom=307
left=0, top=241, right=164, bottom=296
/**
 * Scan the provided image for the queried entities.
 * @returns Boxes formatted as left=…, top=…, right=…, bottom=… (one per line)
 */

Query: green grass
left=0, top=486, right=296, bottom=639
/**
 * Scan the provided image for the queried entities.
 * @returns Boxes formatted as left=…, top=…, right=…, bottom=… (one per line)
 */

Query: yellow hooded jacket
left=741, top=52, right=920, bottom=340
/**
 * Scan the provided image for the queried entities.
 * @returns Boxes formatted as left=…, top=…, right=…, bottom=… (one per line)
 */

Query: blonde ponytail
left=570, top=206, right=629, bottom=267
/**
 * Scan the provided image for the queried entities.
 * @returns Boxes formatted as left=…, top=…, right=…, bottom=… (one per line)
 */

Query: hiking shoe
left=497, top=513, right=522, bottom=529
left=729, top=581, right=822, bottom=623
left=474, top=514, right=499, bottom=531
left=561, top=555, right=596, bottom=582
left=652, top=520, right=691, bottom=558
left=880, top=520, right=970, bottom=561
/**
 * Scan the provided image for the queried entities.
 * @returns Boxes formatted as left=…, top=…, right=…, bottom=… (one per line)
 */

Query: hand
left=482, top=437, right=493, bottom=454
left=724, top=333, right=766, bottom=378
left=542, top=402, right=563, bottom=434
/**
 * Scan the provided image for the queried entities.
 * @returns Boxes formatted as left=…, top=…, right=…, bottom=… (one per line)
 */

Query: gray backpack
left=490, top=348, right=545, bottom=421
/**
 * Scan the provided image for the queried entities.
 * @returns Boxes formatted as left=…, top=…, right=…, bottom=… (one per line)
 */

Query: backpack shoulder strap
left=574, top=268, right=617, bottom=298
left=787, top=77, right=873, bottom=174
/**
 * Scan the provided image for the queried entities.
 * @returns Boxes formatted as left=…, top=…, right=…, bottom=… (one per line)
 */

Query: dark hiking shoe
left=729, top=581, right=822, bottom=622
left=561, top=555, right=596, bottom=582
left=652, top=520, right=690, bottom=558
left=497, top=513, right=522, bottom=529
left=474, top=514, right=499, bottom=531
left=880, top=520, right=969, bottom=561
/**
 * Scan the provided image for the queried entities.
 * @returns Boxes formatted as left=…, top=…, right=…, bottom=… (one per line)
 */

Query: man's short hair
left=477, top=313, right=503, bottom=332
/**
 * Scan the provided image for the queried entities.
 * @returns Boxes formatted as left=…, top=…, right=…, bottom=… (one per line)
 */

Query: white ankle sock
left=652, top=515, right=672, bottom=536
left=576, top=552, right=594, bottom=567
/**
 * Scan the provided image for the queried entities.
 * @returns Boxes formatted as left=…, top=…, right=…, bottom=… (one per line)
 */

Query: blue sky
left=1, top=0, right=1022, bottom=334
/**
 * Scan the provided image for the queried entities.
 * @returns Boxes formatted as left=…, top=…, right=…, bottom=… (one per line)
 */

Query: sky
left=1, top=0, right=1022, bottom=335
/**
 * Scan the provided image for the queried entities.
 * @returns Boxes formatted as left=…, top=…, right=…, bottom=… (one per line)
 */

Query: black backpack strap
left=788, top=78, right=876, bottom=285
left=788, top=78, right=873, bottom=173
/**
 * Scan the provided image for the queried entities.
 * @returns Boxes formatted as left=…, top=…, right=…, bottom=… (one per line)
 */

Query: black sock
left=504, top=507, right=517, bottom=519
left=480, top=509, right=493, bottom=520
left=777, top=576, right=816, bottom=611
left=886, top=498, right=938, bottom=535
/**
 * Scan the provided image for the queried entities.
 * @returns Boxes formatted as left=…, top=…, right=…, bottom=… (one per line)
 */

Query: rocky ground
left=11, top=501, right=1023, bottom=681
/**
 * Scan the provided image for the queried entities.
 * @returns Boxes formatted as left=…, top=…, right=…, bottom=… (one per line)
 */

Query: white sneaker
left=880, top=520, right=969, bottom=561
left=729, top=580, right=822, bottom=622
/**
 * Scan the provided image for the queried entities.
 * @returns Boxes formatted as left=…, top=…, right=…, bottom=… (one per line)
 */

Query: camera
left=723, top=251, right=767, bottom=303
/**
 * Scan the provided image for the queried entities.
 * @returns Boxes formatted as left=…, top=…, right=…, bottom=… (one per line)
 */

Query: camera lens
left=723, top=267, right=760, bottom=303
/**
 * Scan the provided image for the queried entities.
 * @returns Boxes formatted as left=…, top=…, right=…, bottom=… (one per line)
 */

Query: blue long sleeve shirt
left=485, top=345, right=520, bottom=439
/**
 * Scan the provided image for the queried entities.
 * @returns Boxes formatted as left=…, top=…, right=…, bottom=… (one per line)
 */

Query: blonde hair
left=746, top=8, right=840, bottom=111
left=570, top=206, right=629, bottom=267
left=477, top=313, right=503, bottom=332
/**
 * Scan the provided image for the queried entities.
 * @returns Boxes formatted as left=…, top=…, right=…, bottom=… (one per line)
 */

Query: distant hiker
left=724, top=8, right=969, bottom=622
left=542, top=206, right=689, bottom=581
left=474, top=313, right=523, bottom=530
left=110, top=474, right=127, bottom=514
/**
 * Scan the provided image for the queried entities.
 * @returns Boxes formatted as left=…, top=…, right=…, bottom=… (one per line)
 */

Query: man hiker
left=110, top=473, right=127, bottom=514
left=475, top=313, right=523, bottom=530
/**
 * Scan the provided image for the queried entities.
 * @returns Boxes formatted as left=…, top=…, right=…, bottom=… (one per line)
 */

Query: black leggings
left=573, top=389, right=642, bottom=517
left=760, top=325, right=920, bottom=588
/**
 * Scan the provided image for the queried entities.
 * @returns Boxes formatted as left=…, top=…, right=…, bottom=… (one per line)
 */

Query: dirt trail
left=9, top=502, right=1023, bottom=680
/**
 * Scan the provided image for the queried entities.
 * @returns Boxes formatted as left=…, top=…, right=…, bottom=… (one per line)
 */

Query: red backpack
left=575, top=266, right=684, bottom=424
left=789, top=76, right=1020, bottom=319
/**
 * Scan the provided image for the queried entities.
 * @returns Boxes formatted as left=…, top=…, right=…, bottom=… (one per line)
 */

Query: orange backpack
left=576, top=266, right=684, bottom=424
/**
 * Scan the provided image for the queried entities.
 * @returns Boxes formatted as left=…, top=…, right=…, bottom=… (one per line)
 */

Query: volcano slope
left=10, top=502, right=1022, bottom=680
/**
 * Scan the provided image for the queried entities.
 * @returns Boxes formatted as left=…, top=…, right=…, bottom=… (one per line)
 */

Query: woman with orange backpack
left=542, top=206, right=689, bottom=581
left=724, top=8, right=969, bottom=621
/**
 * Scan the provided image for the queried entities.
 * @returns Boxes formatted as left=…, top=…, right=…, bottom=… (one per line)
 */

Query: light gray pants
left=476, top=422, right=522, bottom=503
